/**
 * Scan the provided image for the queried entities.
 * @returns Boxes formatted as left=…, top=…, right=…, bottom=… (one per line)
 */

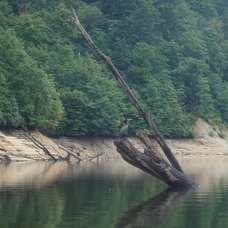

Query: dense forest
left=0, top=0, right=228, bottom=137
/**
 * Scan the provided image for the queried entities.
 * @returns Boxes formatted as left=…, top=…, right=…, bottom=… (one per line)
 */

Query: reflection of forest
left=0, top=160, right=158, bottom=228
left=0, top=183, right=65, bottom=228
left=0, top=158, right=228, bottom=228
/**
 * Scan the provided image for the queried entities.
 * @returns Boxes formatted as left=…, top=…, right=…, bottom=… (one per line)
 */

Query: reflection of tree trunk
left=70, top=8, right=197, bottom=187
left=116, top=187, right=195, bottom=228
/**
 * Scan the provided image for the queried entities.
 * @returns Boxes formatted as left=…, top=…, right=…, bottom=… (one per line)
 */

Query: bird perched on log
left=119, top=118, right=132, bottom=139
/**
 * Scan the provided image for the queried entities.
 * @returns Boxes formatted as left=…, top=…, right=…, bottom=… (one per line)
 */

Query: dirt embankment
left=0, top=129, right=98, bottom=162
left=0, top=118, right=227, bottom=162
left=147, top=118, right=228, bottom=157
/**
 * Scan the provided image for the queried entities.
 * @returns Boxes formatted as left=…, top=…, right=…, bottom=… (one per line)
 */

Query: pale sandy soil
left=131, top=118, right=228, bottom=157
left=0, top=118, right=227, bottom=162
left=0, top=129, right=96, bottom=162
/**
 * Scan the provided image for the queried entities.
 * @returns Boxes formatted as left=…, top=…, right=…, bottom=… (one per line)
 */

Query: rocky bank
left=0, top=118, right=227, bottom=162
left=0, top=129, right=98, bottom=162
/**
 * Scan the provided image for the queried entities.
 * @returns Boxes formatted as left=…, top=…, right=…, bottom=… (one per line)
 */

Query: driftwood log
left=71, top=8, right=197, bottom=187
left=114, top=131, right=196, bottom=186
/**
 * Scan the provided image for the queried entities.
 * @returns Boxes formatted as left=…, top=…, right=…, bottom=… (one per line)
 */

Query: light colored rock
left=0, top=129, right=73, bottom=161
left=55, top=136, right=120, bottom=160
left=0, top=118, right=227, bottom=162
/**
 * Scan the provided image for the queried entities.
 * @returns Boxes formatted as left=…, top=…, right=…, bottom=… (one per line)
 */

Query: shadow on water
left=116, top=186, right=196, bottom=228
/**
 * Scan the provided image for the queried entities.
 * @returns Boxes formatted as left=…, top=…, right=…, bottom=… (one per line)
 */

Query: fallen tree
left=70, top=8, right=197, bottom=187
left=115, top=131, right=196, bottom=186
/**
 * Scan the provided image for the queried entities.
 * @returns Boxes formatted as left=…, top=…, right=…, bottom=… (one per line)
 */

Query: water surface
left=0, top=157, right=228, bottom=228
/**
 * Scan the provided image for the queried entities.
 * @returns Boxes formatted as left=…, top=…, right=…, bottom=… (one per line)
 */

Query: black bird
left=119, top=118, right=132, bottom=139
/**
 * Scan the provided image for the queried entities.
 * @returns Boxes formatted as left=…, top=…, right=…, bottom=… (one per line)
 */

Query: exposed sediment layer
left=0, top=118, right=227, bottom=162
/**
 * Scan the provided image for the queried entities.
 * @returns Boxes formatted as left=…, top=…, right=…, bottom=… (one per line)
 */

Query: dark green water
left=0, top=157, right=228, bottom=228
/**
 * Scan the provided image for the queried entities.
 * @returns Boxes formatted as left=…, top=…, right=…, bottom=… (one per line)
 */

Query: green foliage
left=127, top=42, right=168, bottom=84
left=0, top=73, right=23, bottom=127
left=172, top=58, right=216, bottom=116
left=0, top=0, right=228, bottom=137
left=0, top=1, right=14, bottom=29
left=215, top=81, right=228, bottom=122
left=141, top=72, right=195, bottom=137
left=0, top=26, right=63, bottom=128
left=15, top=14, right=49, bottom=46
left=54, top=55, right=127, bottom=136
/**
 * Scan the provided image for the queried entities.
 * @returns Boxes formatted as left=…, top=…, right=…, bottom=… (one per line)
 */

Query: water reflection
left=0, top=157, right=228, bottom=228
left=0, top=161, right=69, bottom=190
left=1, top=157, right=228, bottom=191
left=179, top=156, right=228, bottom=191
left=0, top=160, right=151, bottom=190
left=116, top=187, right=195, bottom=228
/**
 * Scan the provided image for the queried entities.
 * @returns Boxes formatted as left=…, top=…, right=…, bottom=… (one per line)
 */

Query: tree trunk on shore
left=70, top=8, right=197, bottom=187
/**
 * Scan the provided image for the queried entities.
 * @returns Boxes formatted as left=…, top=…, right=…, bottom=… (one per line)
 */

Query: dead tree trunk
left=114, top=133, right=195, bottom=186
left=70, top=8, right=197, bottom=187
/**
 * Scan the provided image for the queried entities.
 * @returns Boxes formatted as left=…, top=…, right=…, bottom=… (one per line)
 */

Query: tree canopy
left=0, top=0, right=228, bottom=137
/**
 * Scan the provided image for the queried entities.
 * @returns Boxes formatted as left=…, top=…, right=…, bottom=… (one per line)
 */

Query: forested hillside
left=0, top=0, right=228, bottom=137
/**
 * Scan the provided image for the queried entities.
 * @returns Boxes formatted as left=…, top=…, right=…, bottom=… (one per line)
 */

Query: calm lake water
left=0, top=157, right=228, bottom=228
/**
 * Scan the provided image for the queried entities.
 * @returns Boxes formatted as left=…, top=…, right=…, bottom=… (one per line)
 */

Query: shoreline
left=0, top=118, right=227, bottom=162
